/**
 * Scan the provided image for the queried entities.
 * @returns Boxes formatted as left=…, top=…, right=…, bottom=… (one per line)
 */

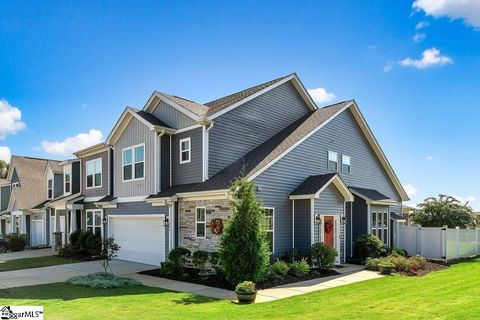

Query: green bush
left=409, top=255, right=427, bottom=269
left=168, top=247, right=191, bottom=273
left=271, top=260, right=289, bottom=278
left=365, top=254, right=428, bottom=273
left=6, top=233, right=27, bottom=252
left=289, top=258, right=311, bottom=277
left=192, top=250, right=209, bottom=274
left=58, top=244, right=81, bottom=258
left=387, top=246, right=408, bottom=257
left=219, top=178, right=269, bottom=285
left=281, top=248, right=298, bottom=263
left=310, top=242, right=338, bottom=271
left=354, top=234, right=384, bottom=261
left=159, top=261, right=176, bottom=276
left=235, top=281, right=256, bottom=293
left=66, top=272, right=141, bottom=288
left=85, top=233, right=101, bottom=254
left=209, top=252, right=220, bottom=271
left=68, top=230, right=83, bottom=247
left=365, top=257, right=381, bottom=270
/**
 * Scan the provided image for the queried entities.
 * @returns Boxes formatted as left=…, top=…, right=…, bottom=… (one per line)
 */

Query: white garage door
left=109, top=215, right=166, bottom=266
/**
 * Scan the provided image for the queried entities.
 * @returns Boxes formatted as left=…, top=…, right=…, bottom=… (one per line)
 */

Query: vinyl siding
left=293, top=199, right=311, bottom=255
left=351, top=195, right=368, bottom=257
left=54, top=173, right=63, bottom=198
left=171, top=127, right=203, bottom=185
left=208, top=82, right=312, bottom=177
left=151, top=101, right=196, bottom=129
left=114, top=117, right=156, bottom=198
left=82, top=151, right=109, bottom=198
left=161, top=134, right=171, bottom=190
left=1, top=186, right=10, bottom=211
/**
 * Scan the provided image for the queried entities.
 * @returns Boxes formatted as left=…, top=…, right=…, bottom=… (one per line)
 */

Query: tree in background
left=0, top=160, right=8, bottom=178
left=412, top=194, right=476, bottom=228
left=219, top=177, right=269, bottom=285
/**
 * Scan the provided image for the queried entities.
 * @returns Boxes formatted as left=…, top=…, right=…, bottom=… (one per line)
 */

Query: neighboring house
left=66, top=73, right=408, bottom=266
left=402, top=205, right=417, bottom=226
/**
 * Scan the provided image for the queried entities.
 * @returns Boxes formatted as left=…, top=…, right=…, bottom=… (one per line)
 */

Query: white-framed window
left=86, top=158, right=102, bottom=188
left=86, top=209, right=103, bottom=238
left=180, top=137, right=191, bottom=164
left=342, top=155, right=351, bottom=174
left=122, top=144, right=145, bottom=181
left=195, top=207, right=206, bottom=238
left=328, top=151, right=338, bottom=171
left=371, top=211, right=388, bottom=245
left=64, top=167, right=71, bottom=194
left=11, top=182, right=20, bottom=189
left=47, top=179, right=53, bottom=199
left=261, top=208, right=275, bottom=253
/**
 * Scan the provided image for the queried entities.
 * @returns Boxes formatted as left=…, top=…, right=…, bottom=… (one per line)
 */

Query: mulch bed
left=140, top=267, right=338, bottom=290
left=398, top=260, right=447, bottom=277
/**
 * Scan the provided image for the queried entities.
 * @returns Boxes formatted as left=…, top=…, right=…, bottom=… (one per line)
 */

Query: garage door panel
left=109, top=215, right=165, bottom=266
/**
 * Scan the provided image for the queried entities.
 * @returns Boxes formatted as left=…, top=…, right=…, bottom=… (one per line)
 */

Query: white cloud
left=413, top=0, right=480, bottom=29
left=307, top=88, right=336, bottom=104
left=0, top=99, right=26, bottom=140
left=399, top=48, right=452, bottom=69
left=403, top=184, right=419, bottom=198
left=453, top=195, right=476, bottom=203
left=425, top=155, right=433, bottom=160
left=415, top=20, right=430, bottom=30
left=383, top=61, right=395, bottom=72
left=40, top=129, right=103, bottom=156
left=412, top=32, right=427, bottom=43
left=0, top=146, right=11, bottom=162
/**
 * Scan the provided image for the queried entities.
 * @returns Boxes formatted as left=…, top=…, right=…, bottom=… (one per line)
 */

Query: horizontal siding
left=114, top=117, right=156, bottom=198
left=151, top=101, right=196, bottom=129
left=82, top=151, right=109, bottom=198
left=172, top=127, right=203, bottom=185
left=293, top=199, right=310, bottom=255
left=208, top=82, right=312, bottom=177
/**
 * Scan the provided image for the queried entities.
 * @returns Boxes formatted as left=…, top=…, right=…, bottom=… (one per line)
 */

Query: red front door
left=324, top=216, right=335, bottom=248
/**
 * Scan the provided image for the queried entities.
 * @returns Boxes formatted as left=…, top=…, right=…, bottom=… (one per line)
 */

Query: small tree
left=219, top=177, right=269, bottom=285
left=0, top=160, right=8, bottom=179
left=412, top=194, right=476, bottom=228
left=100, top=237, right=120, bottom=273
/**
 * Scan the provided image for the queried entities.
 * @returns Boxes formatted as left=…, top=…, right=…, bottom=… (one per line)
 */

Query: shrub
left=365, top=257, right=381, bottom=270
left=281, top=248, right=298, bottom=263
left=289, top=258, right=310, bottom=277
left=6, top=233, right=26, bottom=252
left=310, top=242, right=338, bottom=271
left=192, top=250, right=209, bottom=275
left=387, top=246, right=408, bottom=257
left=85, top=233, right=102, bottom=254
left=168, top=247, right=191, bottom=273
left=58, top=244, right=81, bottom=258
left=159, top=261, right=176, bottom=276
left=66, top=272, right=141, bottom=289
left=219, top=178, right=269, bottom=284
left=378, top=261, right=395, bottom=275
left=209, top=252, right=220, bottom=272
left=271, top=260, right=289, bottom=278
left=354, top=234, right=384, bottom=261
left=69, top=230, right=83, bottom=247
left=235, top=281, right=256, bottom=293
left=365, top=254, right=428, bottom=273
left=409, top=255, right=427, bottom=269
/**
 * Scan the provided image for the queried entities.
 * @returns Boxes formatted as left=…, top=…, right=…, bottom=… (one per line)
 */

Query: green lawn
left=0, top=259, right=479, bottom=319
left=0, top=256, right=79, bottom=272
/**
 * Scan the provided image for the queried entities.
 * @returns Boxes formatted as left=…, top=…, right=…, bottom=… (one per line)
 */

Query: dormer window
left=86, top=158, right=102, bottom=189
left=180, top=138, right=191, bottom=164
left=122, top=144, right=145, bottom=181
left=48, top=179, right=53, bottom=199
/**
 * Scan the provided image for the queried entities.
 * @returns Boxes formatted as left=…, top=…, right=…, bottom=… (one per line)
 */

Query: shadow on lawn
left=447, top=255, right=480, bottom=266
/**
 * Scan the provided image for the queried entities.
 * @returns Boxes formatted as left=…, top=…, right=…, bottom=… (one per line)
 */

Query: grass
left=0, top=256, right=79, bottom=272
left=0, top=259, right=479, bottom=319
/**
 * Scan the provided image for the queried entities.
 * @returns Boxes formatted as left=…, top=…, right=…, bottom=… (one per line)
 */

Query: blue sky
left=1, top=0, right=479, bottom=208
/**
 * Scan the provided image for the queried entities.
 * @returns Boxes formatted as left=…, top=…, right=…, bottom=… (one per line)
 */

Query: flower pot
left=379, top=266, right=393, bottom=275
left=236, top=291, right=257, bottom=304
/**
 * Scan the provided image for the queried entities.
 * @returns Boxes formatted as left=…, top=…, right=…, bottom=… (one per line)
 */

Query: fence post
left=456, top=227, right=460, bottom=260
left=441, top=226, right=447, bottom=260
left=417, top=227, right=422, bottom=255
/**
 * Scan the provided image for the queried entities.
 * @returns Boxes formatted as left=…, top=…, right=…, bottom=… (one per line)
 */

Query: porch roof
left=390, top=212, right=406, bottom=222
left=289, top=173, right=354, bottom=201
left=349, top=187, right=398, bottom=205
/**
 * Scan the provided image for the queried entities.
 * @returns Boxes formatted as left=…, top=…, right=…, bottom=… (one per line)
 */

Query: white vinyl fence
left=397, top=225, right=480, bottom=261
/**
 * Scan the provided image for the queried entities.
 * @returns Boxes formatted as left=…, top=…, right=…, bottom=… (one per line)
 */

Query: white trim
left=349, top=189, right=398, bottom=206
left=143, top=91, right=201, bottom=121
left=108, top=213, right=165, bottom=218
left=292, top=199, right=295, bottom=249
left=288, top=174, right=354, bottom=202
left=85, top=158, right=102, bottom=189
left=107, top=147, right=111, bottom=195
left=341, top=154, right=351, bottom=174
left=350, top=202, right=353, bottom=257
left=202, top=126, right=206, bottom=181
left=310, top=199, right=315, bottom=245
left=154, top=133, right=158, bottom=193
left=318, top=214, right=341, bottom=264
left=169, top=135, right=172, bottom=187
left=195, top=206, right=207, bottom=239
left=74, top=143, right=110, bottom=158
left=121, top=143, right=146, bottom=182
left=260, top=207, right=275, bottom=254
left=179, top=137, right=191, bottom=164
left=175, top=124, right=203, bottom=134
left=84, top=196, right=103, bottom=202
left=63, top=163, right=72, bottom=196
left=327, top=150, right=339, bottom=171
left=116, top=196, right=147, bottom=203
left=209, top=74, right=317, bottom=120
left=85, top=209, right=104, bottom=239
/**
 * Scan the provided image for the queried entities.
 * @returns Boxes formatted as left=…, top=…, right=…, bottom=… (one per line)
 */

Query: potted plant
left=378, top=261, right=395, bottom=275
left=235, top=281, right=257, bottom=304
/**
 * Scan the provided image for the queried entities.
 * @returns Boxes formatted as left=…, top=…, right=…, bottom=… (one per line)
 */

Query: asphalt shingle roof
left=133, top=109, right=173, bottom=128
left=290, top=173, right=338, bottom=196
left=160, top=92, right=209, bottom=117
left=349, top=186, right=392, bottom=201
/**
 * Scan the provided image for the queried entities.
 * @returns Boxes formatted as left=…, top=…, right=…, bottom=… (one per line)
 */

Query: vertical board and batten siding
left=151, top=101, right=196, bottom=129
left=171, top=127, right=203, bottom=185
left=350, top=196, right=368, bottom=256
left=72, top=162, right=81, bottom=194
left=313, top=184, right=345, bottom=261
left=114, top=117, right=156, bottom=198
left=54, top=173, right=63, bottom=198
left=161, top=135, right=171, bottom=190
left=81, top=151, right=109, bottom=198
left=1, top=186, right=11, bottom=211
left=254, top=108, right=402, bottom=256
left=208, top=82, right=312, bottom=177
left=293, top=199, right=311, bottom=254
left=104, top=202, right=170, bottom=255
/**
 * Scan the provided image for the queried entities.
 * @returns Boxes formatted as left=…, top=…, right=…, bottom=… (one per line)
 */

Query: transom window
left=261, top=208, right=274, bottom=253
left=47, top=179, right=53, bottom=199
left=86, top=158, right=102, bottom=188
left=328, top=151, right=338, bottom=171
left=64, top=170, right=71, bottom=194
left=123, top=144, right=145, bottom=181
left=371, top=211, right=388, bottom=245
left=86, top=210, right=102, bottom=238
left=342, top=155, right=351, bottom=174
left=180, top=138, right=191, bottom=164
left=195, top=207, right=206, bottom=238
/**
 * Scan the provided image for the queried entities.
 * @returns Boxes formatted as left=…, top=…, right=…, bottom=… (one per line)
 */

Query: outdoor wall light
left=163, top=216, right=170, bottom=227
left=340, top=216, right=347, bottom=224
left=102, top=217, right=108, bottom=225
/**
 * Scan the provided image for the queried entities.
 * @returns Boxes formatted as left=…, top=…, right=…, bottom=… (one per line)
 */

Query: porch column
left=20, top=214, right=26, bottom=234
left=70, top=210, right=77, bottom=233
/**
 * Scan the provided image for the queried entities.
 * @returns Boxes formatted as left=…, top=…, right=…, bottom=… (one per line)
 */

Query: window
left=64, top=171, right=71, bottom=194
left=371, top=211, right=388, bottom=245
left=261, top=208, right=274, bottom=253
left=123, top=144, right=145, bottom=181
left=11, top=182, right=19, bottom=189
left=180, top=138, right=191, bottom=164
left=328, top=151, right=338, bottom=171
left=47, top=179, right=53, bottom=199
left=195, top=207, right=206, bottom=238
left=86, top=210, right=102, bottom=238
left=86, top=158, right=102, bottom=188
left=342, top=155, right=351, bottom=174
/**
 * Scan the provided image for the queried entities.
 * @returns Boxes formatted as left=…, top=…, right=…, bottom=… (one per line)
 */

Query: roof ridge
left=11, top=155, right=61, bottom=162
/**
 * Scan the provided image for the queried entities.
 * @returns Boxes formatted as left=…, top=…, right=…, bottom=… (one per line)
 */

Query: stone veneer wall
left=178, top=199, right=231, bottom=252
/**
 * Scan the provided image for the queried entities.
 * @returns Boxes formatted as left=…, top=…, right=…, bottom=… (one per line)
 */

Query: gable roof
left=143, top=91, right=208, bottom=120
left=289, top=173, right=354, bottom=201
left=349, top=186, right=398, bottom=205
left=45, top=160, right=63, bottom=174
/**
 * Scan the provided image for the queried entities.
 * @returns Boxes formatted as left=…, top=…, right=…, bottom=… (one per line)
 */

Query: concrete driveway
left=0, top=248, right=56, bottom=261
left=0, top=259, right=156, bottom=289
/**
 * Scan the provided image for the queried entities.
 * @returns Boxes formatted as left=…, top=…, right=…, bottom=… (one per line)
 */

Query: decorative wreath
left=324, top=221, right=334, bottom=233
left=210, top=218, right=224, bottom=235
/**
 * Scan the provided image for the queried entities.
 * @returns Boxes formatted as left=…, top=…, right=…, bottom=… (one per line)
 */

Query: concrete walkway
left=0, top=248, right=56, bottom=261
left=0, top=260, right=155, bottom=289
